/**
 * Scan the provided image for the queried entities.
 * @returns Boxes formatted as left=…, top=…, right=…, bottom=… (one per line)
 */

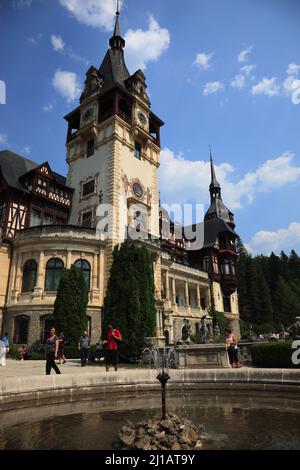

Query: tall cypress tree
left=53, top=265, right=89, bottom=345
left=102, top=242, right=156, bottom=360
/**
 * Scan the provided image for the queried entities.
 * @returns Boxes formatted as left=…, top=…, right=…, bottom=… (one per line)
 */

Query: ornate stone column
left=196, top=284, right=201, bottom=309
left=66, top=250, right=72, bottom=269
left=165, top=270, right=170, bottom=301
left=185, top=281, right=189, bottom=307
left=172, top=277, right=176, bottom=305
left=91, top=252, right=100, bottom=301
left=33, top=250, right=44, bottom=296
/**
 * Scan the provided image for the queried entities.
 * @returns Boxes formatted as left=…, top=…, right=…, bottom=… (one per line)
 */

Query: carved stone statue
left=182, top=318, right=192, bottom=343
left=200, top=315, right=209, bottom=343
left=213, top=323, right=220, bottom=338
left=286, top=316, right=300, bottom=339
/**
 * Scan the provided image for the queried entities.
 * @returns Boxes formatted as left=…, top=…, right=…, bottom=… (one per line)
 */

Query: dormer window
left=134, top=141, right=142, bottom=160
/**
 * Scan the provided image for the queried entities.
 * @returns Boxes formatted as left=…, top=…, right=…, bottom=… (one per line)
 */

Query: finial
left=209, top=144, right=213, bottom=161
left=116, top=0, right=120, bottom=15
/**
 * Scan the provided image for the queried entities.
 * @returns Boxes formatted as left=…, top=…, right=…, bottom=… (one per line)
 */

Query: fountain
left=119, top=346, right=203, bottom=450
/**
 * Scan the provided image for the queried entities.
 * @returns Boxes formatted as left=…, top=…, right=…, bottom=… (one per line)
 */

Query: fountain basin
left=175, top=344, right=230, bottom=368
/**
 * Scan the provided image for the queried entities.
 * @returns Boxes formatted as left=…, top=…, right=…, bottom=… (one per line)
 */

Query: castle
left=0, top=9, right=239, bottom=346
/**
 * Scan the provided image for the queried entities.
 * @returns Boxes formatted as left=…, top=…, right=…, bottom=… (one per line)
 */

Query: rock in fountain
left=119, top=413, right=203, bottom=450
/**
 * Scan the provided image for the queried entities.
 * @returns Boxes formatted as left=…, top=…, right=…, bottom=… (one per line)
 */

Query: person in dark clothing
left=45, top=328, right=61, bottom=375
left=78, top=331, right=90, bottom=367
left=102, top=323, right=122, bottom=372
left=58, top=332, right=67, bottom=364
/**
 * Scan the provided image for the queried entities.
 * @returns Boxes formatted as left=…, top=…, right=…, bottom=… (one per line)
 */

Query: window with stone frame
left=82, top=210, right=93, bottom=228
left=74, top=259, right=91, bottom=289
left=82, top=180, right=95, bottom=198
left=87, top=139, right=95, bottom=158
left=134, top=141, right=142, bottom=160
left=22, top=259, right=37, bottom=292
left=45, top=258, right=64, bottom=291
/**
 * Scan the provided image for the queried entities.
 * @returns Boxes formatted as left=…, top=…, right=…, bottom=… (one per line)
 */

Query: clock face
left=82, top=107, right=94, bottom=122
left=138, top=111, right=147, bottom=125
left=133, top=182, right=143, bottom=198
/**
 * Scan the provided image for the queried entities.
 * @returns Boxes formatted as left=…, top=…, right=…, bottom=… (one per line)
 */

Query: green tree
left=53, top=265, right=88, bottom=345
left=102, top=242, right=156, bottom=360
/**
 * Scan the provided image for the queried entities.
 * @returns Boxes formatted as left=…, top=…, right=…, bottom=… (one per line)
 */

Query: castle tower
left=65, top=7, right=164, bottom=289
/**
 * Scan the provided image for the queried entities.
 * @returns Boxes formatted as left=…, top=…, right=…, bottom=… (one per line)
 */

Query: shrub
left=251, top=340, right=299, bottom=368
left=30, top=351, right=44, bottom=360
left=64, top=345, right=80, bottom=359
left=7, top=344, right=20, bottom=360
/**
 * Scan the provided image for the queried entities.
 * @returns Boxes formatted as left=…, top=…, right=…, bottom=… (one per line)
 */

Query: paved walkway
left=0, top=359, right=120, bottom=377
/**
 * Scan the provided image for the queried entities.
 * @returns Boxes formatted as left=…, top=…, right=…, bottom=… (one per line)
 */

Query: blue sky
left=1, top=0, right=300, bottom=255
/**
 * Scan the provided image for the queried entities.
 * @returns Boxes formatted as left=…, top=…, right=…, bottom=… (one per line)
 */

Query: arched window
left=40, top=314, right=55, bottom=344
left=45, top=258, right=64, bottom=291
left=22, top=259, right=37, bottom=292
left=74, top=259, right=91, bottom=289
left=13, top=315, right=29, bottom=344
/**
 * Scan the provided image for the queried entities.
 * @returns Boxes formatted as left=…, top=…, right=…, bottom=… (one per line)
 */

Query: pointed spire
left=109, top=0, right=125, bottom=50
left=209, top=146, right=221, bottom=193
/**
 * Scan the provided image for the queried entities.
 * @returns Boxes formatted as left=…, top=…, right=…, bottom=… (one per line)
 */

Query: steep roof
left=185, top=218, right=238, bottom=251
left=0, top=150, right=38, bottom=192
left=0, top=150, right=67, bottom=192
left=98, top=48, right=130, bottom=93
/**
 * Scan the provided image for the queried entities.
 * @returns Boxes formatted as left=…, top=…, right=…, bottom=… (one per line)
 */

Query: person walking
left=225, top=328, right=241, bottom=368
left=45, top=328, right=61, bottom=375
left=102, top=322, right=122, bottom=372
left=0, top=337, right=7, bottom=367
left=2, top=333, right=9, bottom=353
left=58, top=332, right=67, bottom=364
left=78, top=331, right=90, bottom=367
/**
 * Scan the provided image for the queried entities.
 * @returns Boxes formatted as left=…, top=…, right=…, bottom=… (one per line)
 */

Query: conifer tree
left=53, top=265, right=89, bottom=345
left=102, top=242, right=156, bottom=360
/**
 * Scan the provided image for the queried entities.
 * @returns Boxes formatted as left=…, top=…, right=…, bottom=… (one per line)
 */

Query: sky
left=0, top=0, right=300, bottom=256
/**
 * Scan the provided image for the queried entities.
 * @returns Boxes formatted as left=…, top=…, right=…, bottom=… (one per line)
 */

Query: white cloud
left=251, top=77, right=280, bottom=97
left=0, top=133, right=8, bottom=145
left=42, top=103, right=54, bottom=112
left=124, top=16, right=170, bottom=71
left=23, top=146, right=31, bottom=155
left=203, top=81, right=224, bottom=95
left=52, top=69, right=81, bottom=102
left=246, top=222, right=300, bottom=255
left=231, top=64, right=255, bottom=90
left=238, top=46, right=253, bottom=63
left=159, top=149, right=300, bottom=213
left=230, top=74, right=246, bottom=90
left=287, top=63, right=300, bottom=75
left=194, top=52, right=214, bottom=71
left=51, top=35, right=65, bottom=51
left=58, top=0, right=121, bottom=31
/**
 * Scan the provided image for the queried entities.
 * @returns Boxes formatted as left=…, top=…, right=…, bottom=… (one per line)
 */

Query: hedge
left=251, top=340, right=300, bottom=368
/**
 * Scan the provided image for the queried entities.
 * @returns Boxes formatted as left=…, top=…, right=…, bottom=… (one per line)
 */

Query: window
left=40, top=314, right=55, bottom=344
left=222, top=259, right=231, bottom=275
left=82, top=180, right=95, bottom=198
left=13, top=315, right=29, bottom=344
left=45, top=258, right=64, bottom=291
left=30, top=208, right=42, bottom=227
left=87, top=139, right=94, bottom=158
left=223, top=296, right=231, bottom=313
left=82, top=211, right=93, bottom=228
left=74, top=259, right=91, bottom=289
left=22, top=259, right=37, bottom=292
left=134, top=141, right=142, bottom=160
left=212, top=255, right=219, bottom=274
